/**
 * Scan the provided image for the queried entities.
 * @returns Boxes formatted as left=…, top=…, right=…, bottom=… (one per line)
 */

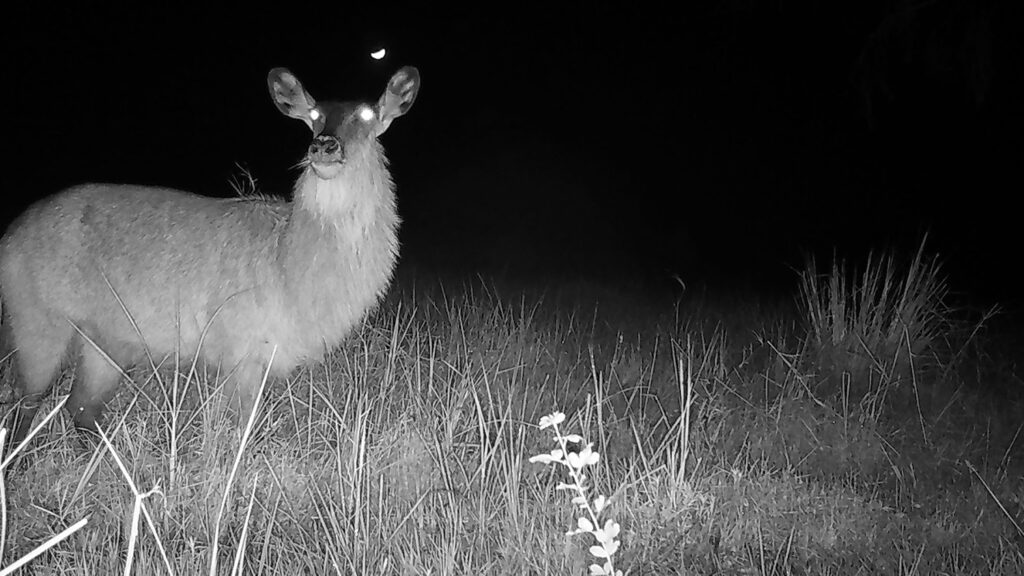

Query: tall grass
left=0, top=250, right=1018, bottom=574
left=796, top=238, right=953, bottom=433
left=799, top=238, right=948, bottom=374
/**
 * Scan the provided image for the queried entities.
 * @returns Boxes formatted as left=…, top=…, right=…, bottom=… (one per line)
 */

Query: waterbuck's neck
left=293, top=141, right=396, bottom=238
left=278, top=141, right=400, bottom=338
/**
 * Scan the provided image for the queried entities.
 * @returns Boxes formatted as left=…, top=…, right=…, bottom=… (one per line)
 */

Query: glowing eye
left=358, top=106, right=375, bottom=122
left=370, top=49, right=386, bottom=60
left=309, top=108, right=321, bottom=121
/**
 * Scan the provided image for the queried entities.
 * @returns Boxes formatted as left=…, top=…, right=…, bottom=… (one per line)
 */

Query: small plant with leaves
left=530, top=411, right=623, bottom=576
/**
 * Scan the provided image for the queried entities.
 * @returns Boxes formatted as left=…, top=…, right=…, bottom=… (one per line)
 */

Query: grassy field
left=1, top=246, right=1021, bottom=575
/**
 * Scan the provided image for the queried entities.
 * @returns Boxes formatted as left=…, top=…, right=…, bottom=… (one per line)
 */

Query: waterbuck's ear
left=268, top=68, right=319, bottom=132
left=375, top=66, right=420, bottom=136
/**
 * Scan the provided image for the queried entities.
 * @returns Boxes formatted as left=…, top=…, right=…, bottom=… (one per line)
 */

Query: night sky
left=4, top=3, right=1022, bottom=308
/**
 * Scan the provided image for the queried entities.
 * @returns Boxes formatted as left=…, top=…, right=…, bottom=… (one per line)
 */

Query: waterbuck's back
left=1, top=183, right=293, bottom=368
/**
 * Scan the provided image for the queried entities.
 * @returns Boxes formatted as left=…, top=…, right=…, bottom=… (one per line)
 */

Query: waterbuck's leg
left=67, top=342, right=124, bottom=437
left=5, top=313, right=72, bottom=449
left=221, top=360, right=265, bottom=427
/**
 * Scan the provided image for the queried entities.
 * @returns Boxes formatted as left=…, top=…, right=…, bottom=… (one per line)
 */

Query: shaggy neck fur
left=278, top=140, right=400, bottom=359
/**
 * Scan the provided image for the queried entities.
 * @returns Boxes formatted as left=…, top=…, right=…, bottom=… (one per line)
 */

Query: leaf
left=539, top=412, right=565, bottom=429
left=604, top=540, right=620, bottom=556
left=577, top=517, right=594, bottom=532
left=593, top=520, right=621, bottom=543
left=594, top=495, right=607, bottom=513
left=591, top=539, right=620, bottom=558
left=567, top=452, right=582, bottom=469
left=579, top=445, right=600, bottom=466
left=590, top=545, right=611, bottom=558
left=564, top=434, right=584, bottom=443
left=593, top=522, right=621, bottom=545
left=603, top=519, right=620, bottom=540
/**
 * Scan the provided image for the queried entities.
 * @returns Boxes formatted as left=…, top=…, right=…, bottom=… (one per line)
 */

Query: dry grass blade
left=0, top=396, right=69, bottom=469
left=0, top=517, right=88, bottom=576
left=96, top=424, right=174, bottom=575
left=209, top=346, right=274, bottom=576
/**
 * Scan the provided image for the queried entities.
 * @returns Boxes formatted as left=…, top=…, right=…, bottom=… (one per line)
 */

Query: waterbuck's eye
left=309, top=108, right=326, bottom=135
left=357, top=106, right=375, bottom=123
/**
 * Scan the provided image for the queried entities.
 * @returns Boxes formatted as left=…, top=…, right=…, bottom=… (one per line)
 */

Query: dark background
left=3, top=2, right=1021, bottom=309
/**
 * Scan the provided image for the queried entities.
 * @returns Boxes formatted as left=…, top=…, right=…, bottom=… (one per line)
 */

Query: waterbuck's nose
left=309, top=135, right=342, bottom=159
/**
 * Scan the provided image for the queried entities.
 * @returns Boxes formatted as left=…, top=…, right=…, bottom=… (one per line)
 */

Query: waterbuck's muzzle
left=307, top=134, right=345, bottom=179
left=309, top=135, right=343, bottom=164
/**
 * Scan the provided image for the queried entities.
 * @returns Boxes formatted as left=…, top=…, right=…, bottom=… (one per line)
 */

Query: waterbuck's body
left=0, top=66, right=420, bottom=446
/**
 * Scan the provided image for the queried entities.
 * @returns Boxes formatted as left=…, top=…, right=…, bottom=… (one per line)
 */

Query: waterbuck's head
left=267, top=67, right=420, bottom=180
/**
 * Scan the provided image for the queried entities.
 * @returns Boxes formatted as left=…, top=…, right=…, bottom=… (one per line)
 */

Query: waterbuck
left=0, top=65, right=420, bottom=447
